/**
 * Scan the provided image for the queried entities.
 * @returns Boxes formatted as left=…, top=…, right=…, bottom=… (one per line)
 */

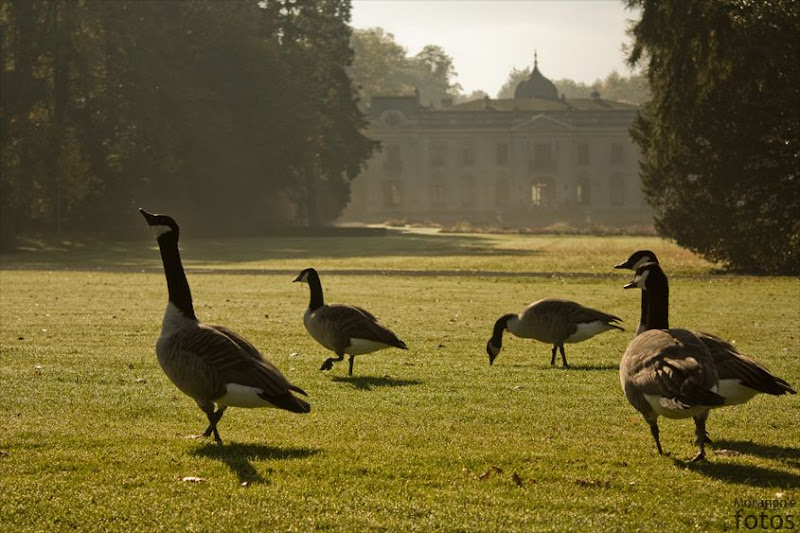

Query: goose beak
left=487, top=341, right=500, bottom=365
left=614, top=260, right=632, bottom=269
left=139, top=208, right=157, bottom=223
left=292, top=274, right=302, bottom=283
left=623, top=279, right=638, bottom=289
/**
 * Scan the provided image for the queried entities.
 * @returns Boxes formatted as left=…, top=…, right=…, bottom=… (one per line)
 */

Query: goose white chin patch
left=217, top=384, right=277, bottom=408
left=633, top=256, right=652, bottom=270
left=151, top=224, right=173, bottom=238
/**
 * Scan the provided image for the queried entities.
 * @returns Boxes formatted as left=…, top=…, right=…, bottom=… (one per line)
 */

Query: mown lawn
left=1, top=230, right=798, bottom=531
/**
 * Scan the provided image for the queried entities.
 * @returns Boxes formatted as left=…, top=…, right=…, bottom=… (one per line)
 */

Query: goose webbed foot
left=320, top=353, right=344, bottom=372
left=559, top=345, right=569, bottom=368
left=202, top=406, right=226, bottom=444
left=689, top=451, right=706, bottom=463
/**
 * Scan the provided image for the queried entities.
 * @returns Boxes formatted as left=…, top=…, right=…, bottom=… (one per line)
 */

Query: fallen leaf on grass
left=575, top=478, right=610, bottom=488
left=478, top=466, right=503, bottom=480
left=181, top=476, right=206, bottom=483
left=713, top=449, right=742, bottom=457
left=511, top=471, right=524, bottom=487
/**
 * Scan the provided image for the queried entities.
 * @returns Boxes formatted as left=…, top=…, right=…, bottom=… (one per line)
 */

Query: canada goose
left=621, top=262, right=725, bottom=461
left=616, top=250, right=795, bottom=405
left=293, top=267, right=407, bottom=376
left=486, top=299, right=624, bottom=367
left=140, top=208, right=310, bottom=444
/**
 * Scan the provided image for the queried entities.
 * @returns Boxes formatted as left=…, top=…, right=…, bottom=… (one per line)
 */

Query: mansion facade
left=340, top=58, right=652, bottom=228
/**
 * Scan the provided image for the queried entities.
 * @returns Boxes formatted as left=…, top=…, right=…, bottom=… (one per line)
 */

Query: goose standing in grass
left=293, top=267, right=407, bottom=376
left=616, top=250, right=795, bottom=405
left=621, top=262, right=725, bottom=461
left=140, top=208, right=310, bottom=444
left=486, top=299, right=624, bottom=368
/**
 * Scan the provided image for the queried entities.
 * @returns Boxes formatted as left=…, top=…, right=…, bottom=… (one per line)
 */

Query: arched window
left=531, top=177, right=555, bottom=208
left=576, top=176, right=592, bottom=206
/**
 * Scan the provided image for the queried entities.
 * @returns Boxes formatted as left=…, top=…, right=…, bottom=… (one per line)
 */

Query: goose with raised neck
left=616, top=250, right=795, bottom=405
left=294, top=267, right=407, bottom=376
left=140, top=208, right=310, bottom=444
left=620, top=262, right=724, bottom=461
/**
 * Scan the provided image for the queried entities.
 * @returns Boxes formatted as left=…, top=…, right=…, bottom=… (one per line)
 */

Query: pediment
left=511, top=114, right=573, bottom=131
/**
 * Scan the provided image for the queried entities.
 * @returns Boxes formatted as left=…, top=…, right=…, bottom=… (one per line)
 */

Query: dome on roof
left=514, top=53, right=559, bottom=101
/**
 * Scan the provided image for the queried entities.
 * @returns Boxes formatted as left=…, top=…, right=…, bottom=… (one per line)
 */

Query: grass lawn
left=1, top=229, right=798, bottom=531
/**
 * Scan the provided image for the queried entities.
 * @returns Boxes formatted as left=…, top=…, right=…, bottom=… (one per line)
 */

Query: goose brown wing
left=560, top=300, right=623, bottom=326
left=695, top=331, right=796, bottom=395
left=207, top=324, right=308, bottom=396
left=322, top=304, right=406, bottom=349
left=622, top=329, right=724, bottom=407
left=171, top=324, right=305, bottom=400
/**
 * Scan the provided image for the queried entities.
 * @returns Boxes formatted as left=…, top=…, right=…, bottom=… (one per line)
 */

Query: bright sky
left=350, top=0, right=641, bottom=97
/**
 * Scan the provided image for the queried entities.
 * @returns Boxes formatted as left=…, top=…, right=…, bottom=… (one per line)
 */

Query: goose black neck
left=642, top=273, right=669, bottom=331
left=157, top=236, right=196, bottom=321
left=491, top=314, right=514, bottom=346
left=639, top=290, right=648, bottom=329
left=307, top=270, right=325, bottom=311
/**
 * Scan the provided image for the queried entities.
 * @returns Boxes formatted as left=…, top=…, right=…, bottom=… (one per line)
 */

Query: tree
left=1, top=0, right=376, bottom=244
left=626, top=0, right=800, bottom=275
left=348, top=28, right=460, bottom=107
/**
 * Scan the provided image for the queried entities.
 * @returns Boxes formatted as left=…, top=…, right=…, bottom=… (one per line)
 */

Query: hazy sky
left=350, top=0, right=641, bottom=97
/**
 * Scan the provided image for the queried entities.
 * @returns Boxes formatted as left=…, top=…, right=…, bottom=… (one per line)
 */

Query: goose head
left=615, top=250, right=658, bottom=270
left=487, top=314, right=515, bottom=365
left=140, top=208, right=179, bottom=242
left=623, top=261, right=665, bottom=290
left=293, top=267, right=318, bottom=284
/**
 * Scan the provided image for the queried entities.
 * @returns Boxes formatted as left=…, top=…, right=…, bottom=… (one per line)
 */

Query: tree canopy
left=1, top=0, right=376, bottom=247
left=348, top=28, right=460, bottom=107
left=626, top=0, right=800, bottom=274
left=496, top=67, right=650, bottom=104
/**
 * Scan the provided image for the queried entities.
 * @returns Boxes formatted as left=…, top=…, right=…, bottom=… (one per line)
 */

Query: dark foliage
left=0, top=0, right=376, bottom=247
left=626, top=0, right=800, bottom=275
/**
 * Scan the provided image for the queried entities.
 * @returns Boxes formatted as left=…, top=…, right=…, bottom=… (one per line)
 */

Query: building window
left=461, top=145, right=475, bottom=167
left=495, top=176, right=509, bottom=208
left=531, top=178, right=554, bottom=207
left=461, top=175, right=476, bottom=208
left=382, top=144, right=403, bottom=176
left=577, top=143, right=590, bottom=165
left=430, top=180, right=446, bottom=208
left=382, top=181, right=402, bottom=207
left=495, top=143, right=509, bottom=166
left=609, top=174, right=625, bottom=206
left=610, top=142, right=624, bottom=165
left=430, top=143, right=446, bottom=167
left=576, top=176, right=592, bottom=205
left=531, top=143, right=554, bottom=171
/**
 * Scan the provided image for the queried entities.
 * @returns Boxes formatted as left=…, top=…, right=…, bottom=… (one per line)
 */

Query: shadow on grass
left=561, top=364, right=619, bottom=371
left=330, top=375, right=424, bottom=391
left=712, top=440, right=800, bottom=462
left=673, top=457, right=800, bottom=488
left=2, top=232, right=538, bottom=270
left=191, top=442, right=318, bottom=484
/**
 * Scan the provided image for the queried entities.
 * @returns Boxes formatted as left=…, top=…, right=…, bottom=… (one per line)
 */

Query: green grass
left=1, top=231, right=798, bottom=531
